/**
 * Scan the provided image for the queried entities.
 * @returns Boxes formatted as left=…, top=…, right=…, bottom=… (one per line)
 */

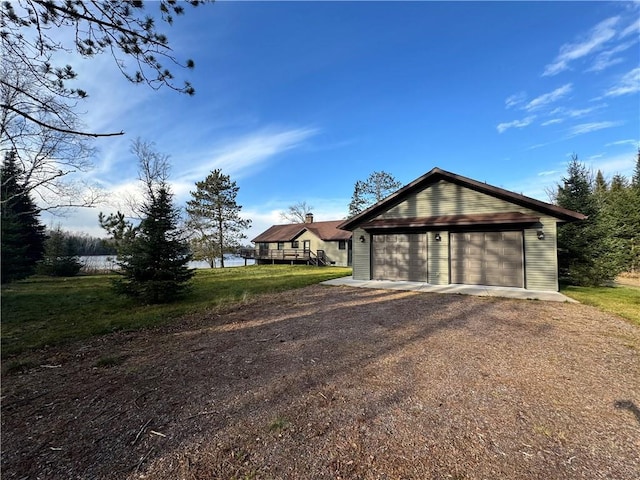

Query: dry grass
left=2, top=285, right=639, bottom=479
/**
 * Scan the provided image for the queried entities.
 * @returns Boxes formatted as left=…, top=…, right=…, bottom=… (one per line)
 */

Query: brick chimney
left=305, top=213, right=314, bottom=224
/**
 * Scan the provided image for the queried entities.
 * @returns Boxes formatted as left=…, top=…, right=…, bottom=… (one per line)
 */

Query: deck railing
left=239, top=248, right=312, bottom=261
left=239, top=248, right=330, bottom=266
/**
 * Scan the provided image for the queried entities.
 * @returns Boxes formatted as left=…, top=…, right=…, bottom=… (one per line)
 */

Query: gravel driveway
left=2, top=285, right=639, bottom=479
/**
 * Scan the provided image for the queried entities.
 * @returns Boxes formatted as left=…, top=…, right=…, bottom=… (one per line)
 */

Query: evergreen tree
left=555, top=155, right=616, bottom=285
left=37, top=226, right=83, bottom=277
left=632, top=148, right=640, bottom=190
left=186, top=170, right=251, bottom=268
left=1, top=150, right=46, bottom=283
left=348, top=181, right=367, bottom=217
left=112, top=187, right=193, bottom=303
left=348, top=171, right=402, bottom=216
left=594, top=170, right=607, bottom=193
left=601, top=183, right=640, bottom=274
left=100, top=141, right=193, bottom=303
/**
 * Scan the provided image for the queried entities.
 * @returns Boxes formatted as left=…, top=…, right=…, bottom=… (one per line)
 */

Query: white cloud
left=537, top=170, right=559, bottom=177
left=588, top=151, right=637, bottom=177
left=604, top=67, right=640, bottom=97
left=525, top=84, right=572, bottom=111
left=541, top=119, right=563, bottom=126
left=543, top=16, right=620, bottom=76
left=605, top=139, right=639, bottom=147
left=548, top=104, right=602, bottom=120
left=496, top=116, right=535, bottom=134
left=505, top=92, right=527, bottom=109
left=587, top=40, right=635, bottom=72
left=620, top=17, right=640, bottom=38
left=568, top=121, right=620, bottom=137
left=174, top=127, right=320, bottom=184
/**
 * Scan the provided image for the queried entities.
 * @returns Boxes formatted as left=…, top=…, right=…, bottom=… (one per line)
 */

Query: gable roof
left=338, top=167, right=586, bottom=231
left=252, top=220, right=352, bottom=243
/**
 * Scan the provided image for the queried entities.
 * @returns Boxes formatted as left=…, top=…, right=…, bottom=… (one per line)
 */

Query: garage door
left=372, top=233, right=427, bottom=281
left=450, top=231, right=523, bottom=288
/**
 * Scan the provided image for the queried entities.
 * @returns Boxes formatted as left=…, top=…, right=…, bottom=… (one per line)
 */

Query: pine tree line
left=555, top=152, right=640, bottom=286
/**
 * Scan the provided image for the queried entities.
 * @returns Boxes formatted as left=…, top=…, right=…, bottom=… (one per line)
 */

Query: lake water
left=80, top=255, right=255, bottom=272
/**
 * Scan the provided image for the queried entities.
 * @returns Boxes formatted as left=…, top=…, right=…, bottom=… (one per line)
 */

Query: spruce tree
left=186, top=170, right=251, bottom=268
left=1, top=150, right=47, bottom=283
left=555, top=155, right=615, bottom=285
left=114, top=187, right=193, bottom=303
left=37, top=226, right=83, bottom=277
left=100, top=140, right=193, bottom=303
left=632, top=148, right=640, bottom=190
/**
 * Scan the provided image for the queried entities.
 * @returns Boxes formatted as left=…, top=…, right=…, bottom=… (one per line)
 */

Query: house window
left=292, top=241, right=299, bottom=248
left=277, top=242, right=285, bottom=250
left=338, top=240, right=346, bottom=250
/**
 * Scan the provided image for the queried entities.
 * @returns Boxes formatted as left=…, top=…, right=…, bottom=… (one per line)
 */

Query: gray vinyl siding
left=523, top=217, right=558, bottom=291
left=352, top=228, right=370, bottom=280
left=428, top=231, right=449, bottom=285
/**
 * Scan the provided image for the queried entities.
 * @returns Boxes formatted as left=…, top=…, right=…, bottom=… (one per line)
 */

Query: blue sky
left=43, top=1, right=640, bottom=240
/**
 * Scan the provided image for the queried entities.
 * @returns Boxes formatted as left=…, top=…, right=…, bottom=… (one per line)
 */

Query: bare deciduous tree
left=280, top=201, right=314, bottom=223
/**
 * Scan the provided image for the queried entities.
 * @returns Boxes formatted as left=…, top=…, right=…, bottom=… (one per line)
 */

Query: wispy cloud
left=175, top=127, right=320, bottom=185
left=543, top=16, right=620, bottom=76
left=605, top=139, right=639, bottom=147
left=549, top=104, right=603, bottom=119
left=525, top=84, right=572, bottom=111
left=587, top=40, right=635, bottom=72
left=604, top=67, right=640, bottom=97
left=537, top=170, right=559, bottom=177
left=568, top=121, right=620, bottom=137
left=505, top=92, right=527, bottom=109
left=541, top=119, right=563, bottom=126
left=496, top=116, right=535, bottom=134
left=620, top=17, right=640, bottom=38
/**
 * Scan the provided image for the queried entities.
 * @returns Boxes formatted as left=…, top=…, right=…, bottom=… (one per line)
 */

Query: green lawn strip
left=561, top=284, right=640, bottom=326
left=1, top=265, right=351, bottom=357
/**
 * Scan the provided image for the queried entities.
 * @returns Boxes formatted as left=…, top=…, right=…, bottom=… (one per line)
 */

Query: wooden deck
left=240, top=248, right=328, bottom=265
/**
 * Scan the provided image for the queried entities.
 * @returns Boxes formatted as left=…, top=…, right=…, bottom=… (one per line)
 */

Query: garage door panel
left=451, top=231, right=523, bottom=288
left=372, top=233, right=427, bottom=281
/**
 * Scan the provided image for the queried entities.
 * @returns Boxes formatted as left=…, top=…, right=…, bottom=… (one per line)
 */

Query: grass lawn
left=561, top=284, right=640, bottom=326
left=1, top=265, right=351, bottom=357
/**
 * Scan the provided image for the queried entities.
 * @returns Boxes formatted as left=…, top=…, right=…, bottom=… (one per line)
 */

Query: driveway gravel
left=2, top=285, right=639, bottom=479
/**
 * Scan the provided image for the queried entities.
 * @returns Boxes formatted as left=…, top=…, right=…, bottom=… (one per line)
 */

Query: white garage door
left=450, top=231, right=524, bottom=288
left=372, top=233, right=427, bottom=281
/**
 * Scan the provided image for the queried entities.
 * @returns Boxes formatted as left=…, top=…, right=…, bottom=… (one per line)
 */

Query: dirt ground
left=2, top=285, right=639, bottom=480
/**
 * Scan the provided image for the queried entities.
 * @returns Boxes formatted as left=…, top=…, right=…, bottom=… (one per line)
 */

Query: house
left=338, top=167, right=586, bottom=292
left=243, top=214, right=352, bottom=266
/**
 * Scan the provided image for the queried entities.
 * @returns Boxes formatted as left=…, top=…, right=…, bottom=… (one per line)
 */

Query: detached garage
left=339, top=168, right=586, bottom=292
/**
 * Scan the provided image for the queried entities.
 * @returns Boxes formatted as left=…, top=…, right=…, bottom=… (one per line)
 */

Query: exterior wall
left=256, top=232, right=350, bottom=266
left=523, top=217, right=558, bottom=291
left=427, top=231, right=450, bottom=285
left=357, top=180, right=560, bottom=291
left=380, top=180, right=539, bottom=218
left=352, top=228, right=371, bottom=280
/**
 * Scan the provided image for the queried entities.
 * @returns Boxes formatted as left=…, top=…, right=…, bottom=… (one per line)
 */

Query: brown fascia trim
left=360, top=212, right=540, bottom=230
left=338, top=167, right=587, bottom=231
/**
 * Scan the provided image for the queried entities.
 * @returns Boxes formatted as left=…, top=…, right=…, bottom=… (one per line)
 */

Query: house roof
left=360, top=212, right=541, bottom=230
left=339, top=167, right=587, bottom=231
left=252, top=220, right=352, bottom=243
